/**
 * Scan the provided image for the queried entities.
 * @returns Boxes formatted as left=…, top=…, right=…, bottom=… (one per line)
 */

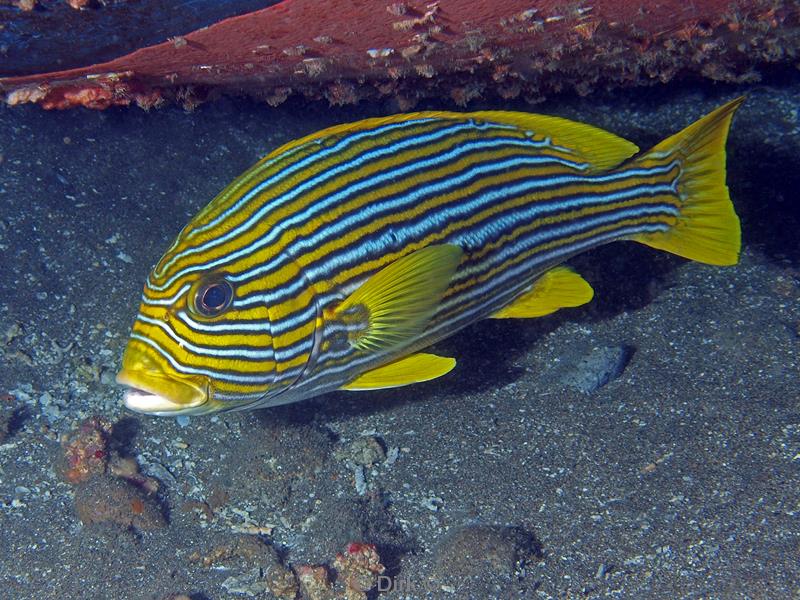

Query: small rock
left=59, top=417, right=112, bottom=484
left=422, top=496, right=444, bottom=511
left=385, top=446, right=400, bottom=466
left=353, top=466, right=367, bottom=496
left=267, top=566, right=300, bottom=600
left=430, top=524, right=541, bottom=596
left=335, top=436, right=386, bottom=467
left=295, top=565, right=334, bottom=600
left=332, top=542, right=385, bottom=599
left=42, top=403, right=61, bottom=420
left=108, top=454, right=160, bottom=494
left=137, top=460, right=176, bottom=488
left=2, top=322, right=23, bottom=345
left=99, top=369, right=116, bottom=386
left=16, top=0, right=37, bottom=12
left=559, top=345, right=634, bottom=393
left=74, top=474, right=166, bottom=530
left=190, top=535, right=298, bottom=598
left=595, top=563, right=607, bottom=579
left=624, top=555, right=645, bottom=567
left=222, top=566, right=270, bottom=597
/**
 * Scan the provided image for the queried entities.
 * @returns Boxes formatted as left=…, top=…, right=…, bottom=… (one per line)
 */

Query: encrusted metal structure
left=1, top=0, right=798, bottom=109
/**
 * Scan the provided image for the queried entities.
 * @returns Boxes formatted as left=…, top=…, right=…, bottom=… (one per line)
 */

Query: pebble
left=41, top=403, right=61, bottom=420
left=559, top=345, right=634, bottom=393
left=222, top=567, right=269, bottom=597
left=11, top=385, right=33, bottom=404
left=141, top=461, right=178, bottom=485
left=335, top=435, right=386, bottom=467
left=99, top=369, right=116, bottom=386
left=385, top=446, right=400, bottom=466
left=430, top=524, right=539, bottom=596
left=422, top=496, right=444, bottom=511
left=624, top=555, right=645, bottom=567
left=354, top=466, right=367, bottom=496
left=595, top=563, right=607, bottom=579
left=73, top=474, right=166, bottom=530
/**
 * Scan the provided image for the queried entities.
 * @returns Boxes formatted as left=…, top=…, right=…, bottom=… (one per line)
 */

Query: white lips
left=123, top=389, right=185, bottom=415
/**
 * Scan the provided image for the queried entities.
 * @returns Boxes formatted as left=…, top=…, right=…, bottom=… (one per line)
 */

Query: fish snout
left=116, top=341, right=209, bottom=415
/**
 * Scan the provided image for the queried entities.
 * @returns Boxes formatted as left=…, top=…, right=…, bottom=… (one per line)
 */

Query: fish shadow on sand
left=437, top=243, right=680, bottom=398
left=108, top=416, right=141, bottom=455
left=251, top=398, right=326, bottom=427
left=278, top=243, right=681, bottom=422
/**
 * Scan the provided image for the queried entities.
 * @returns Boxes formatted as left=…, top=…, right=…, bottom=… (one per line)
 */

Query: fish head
left=117, top=258, right=284, bottom=416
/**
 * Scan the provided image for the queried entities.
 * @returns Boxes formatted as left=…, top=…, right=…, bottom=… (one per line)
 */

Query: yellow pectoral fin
left=492, top=266, right=594, bottom=319
left=341, top=353, right=456, bottom=391
left=334, top=244, right=464, bottom=351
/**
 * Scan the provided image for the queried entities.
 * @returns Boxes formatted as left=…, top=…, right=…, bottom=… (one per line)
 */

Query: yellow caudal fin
left=341, top=353, right=456, bottom=391
left=491, top=266, right=594, bottom=319
left=629, top=96, right=744, bottom=266
left=334, top=244, right=463, bottom=352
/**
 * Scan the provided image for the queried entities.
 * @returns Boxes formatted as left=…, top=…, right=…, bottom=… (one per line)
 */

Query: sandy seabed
left=0, top=79, right=798, bottom=599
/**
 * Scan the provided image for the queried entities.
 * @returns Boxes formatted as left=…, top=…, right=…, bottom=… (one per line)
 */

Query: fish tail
left=629, top=96, right=745, bottom=266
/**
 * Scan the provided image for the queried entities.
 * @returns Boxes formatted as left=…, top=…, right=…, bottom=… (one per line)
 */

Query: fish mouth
left=117, top=369, right=210, bottom=416
left=116, top=343, right=210, bottom=416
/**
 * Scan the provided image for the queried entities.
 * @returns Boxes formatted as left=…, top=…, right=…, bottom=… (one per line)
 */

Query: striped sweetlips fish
left=117, top=97, right=744, bottom=416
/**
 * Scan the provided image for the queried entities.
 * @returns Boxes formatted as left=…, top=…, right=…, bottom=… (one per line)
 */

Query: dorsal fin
left=260, top=110, right=639, bottom=172
left=466, top=110, right=639, bottom=171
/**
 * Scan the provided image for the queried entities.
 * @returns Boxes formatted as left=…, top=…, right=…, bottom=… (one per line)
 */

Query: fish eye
left=192, top=278, right=234, bottom=317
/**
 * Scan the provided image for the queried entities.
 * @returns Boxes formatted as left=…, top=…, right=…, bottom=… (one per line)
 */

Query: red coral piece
left=295, top=565, right=333, bottom=600
left=333, top=542, right=385, bottom=593
left=61, top=417, right=112, bottom=484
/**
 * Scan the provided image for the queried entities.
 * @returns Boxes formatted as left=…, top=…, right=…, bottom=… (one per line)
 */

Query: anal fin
left=492, top=266, right=594, bottom=319
left=341, top=353, right=456, bottom=391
